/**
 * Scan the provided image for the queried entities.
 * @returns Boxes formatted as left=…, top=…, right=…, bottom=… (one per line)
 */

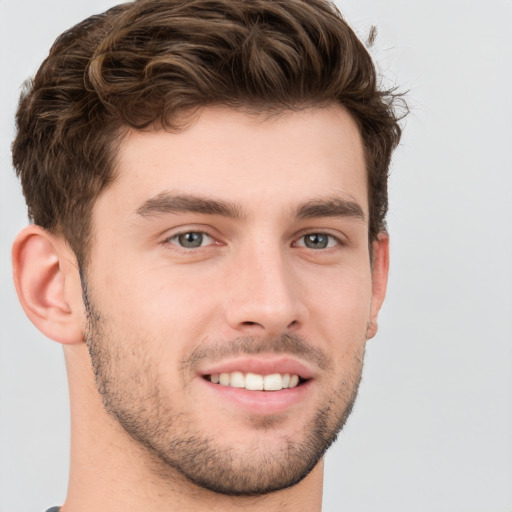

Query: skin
left=12, top=104, right=389, bottom=512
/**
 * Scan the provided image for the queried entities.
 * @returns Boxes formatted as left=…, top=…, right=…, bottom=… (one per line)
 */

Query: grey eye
left=297, top=233, right=339, bottom=249
left=170, top=232, right=212, bottom=248
left=303, top=233, right=329, bottom=249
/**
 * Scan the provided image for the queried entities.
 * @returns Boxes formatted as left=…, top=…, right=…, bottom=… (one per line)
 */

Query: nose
left=224, top=242, right=307, bottom=336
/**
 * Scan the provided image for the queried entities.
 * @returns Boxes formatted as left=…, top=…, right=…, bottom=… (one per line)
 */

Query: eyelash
left=165, top=230, right=344, bottom=251
left=293, top=232, right=344, bottom=250
left=166, top=231, right=215, bottom=249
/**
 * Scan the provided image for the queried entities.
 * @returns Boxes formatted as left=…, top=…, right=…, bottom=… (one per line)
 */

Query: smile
left=206, top=372, right=305, bottom=391
left=199, top=359, right=315, bottom=414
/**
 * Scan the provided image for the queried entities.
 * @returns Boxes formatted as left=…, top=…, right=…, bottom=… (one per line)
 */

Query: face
left=82, top=105, right=387, bottom=495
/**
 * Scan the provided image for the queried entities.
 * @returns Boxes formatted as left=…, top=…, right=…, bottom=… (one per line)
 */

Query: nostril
left=239, top=320, right=299, bottom=330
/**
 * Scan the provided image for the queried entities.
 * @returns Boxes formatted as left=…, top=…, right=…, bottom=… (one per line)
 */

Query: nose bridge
left=225, top=237, right=304, bottom=334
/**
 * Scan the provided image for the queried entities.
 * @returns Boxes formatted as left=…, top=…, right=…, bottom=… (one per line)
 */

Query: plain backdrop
left=1, top=1, right=511, bottom=511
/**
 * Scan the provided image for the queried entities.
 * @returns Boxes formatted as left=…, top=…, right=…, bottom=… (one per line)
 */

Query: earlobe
left=12, top=225, right=85, bottom=345
left=366, top=233, right=390, bottom=339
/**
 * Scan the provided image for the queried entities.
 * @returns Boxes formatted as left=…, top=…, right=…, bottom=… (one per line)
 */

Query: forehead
left=98, top=105, right=367, bottom=219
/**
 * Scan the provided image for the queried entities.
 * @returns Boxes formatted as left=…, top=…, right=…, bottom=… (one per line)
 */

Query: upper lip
left=197, top=356, right=316, bottom=380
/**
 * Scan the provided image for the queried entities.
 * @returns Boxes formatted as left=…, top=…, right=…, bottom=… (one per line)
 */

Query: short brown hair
left=12, top=0, right=404, bottom=266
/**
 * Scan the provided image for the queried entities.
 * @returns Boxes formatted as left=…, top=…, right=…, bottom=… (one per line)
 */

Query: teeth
left=208, top=371, right=302, bottom=391
left=245, top=372, right=264, bottom=390
left=230, top=371, right=245, bottom=388
left=263, top=373, right=283, bottom=391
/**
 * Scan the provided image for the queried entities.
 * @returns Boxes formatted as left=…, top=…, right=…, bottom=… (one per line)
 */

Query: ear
left=366, top=232, right=390, bottom=339
left=12, top=225, right=85, bottom=345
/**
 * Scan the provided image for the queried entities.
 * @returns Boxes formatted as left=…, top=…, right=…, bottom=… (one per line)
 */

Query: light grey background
left=1, top=1, right=511, bottom=511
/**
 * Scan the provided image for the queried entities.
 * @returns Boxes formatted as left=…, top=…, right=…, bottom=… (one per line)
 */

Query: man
left=11, top=0, right=403, bottom=510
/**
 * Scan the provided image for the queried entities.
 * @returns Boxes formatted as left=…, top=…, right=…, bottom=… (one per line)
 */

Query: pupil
left=305, top=234, right=328, bottom=249
left=179, top=232, right=203, bottom=248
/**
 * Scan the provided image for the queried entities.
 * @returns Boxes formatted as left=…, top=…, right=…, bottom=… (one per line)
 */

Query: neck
left=61, top=345, right=324, bottom=512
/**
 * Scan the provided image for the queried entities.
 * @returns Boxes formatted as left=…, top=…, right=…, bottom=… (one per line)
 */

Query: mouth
left=204, top=371, right=308, bottom=391
left=197, top=356, right=315, bottom=413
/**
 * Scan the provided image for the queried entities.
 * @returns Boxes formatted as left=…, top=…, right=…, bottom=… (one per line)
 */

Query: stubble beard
left=82, top=285, right=365, bottom=496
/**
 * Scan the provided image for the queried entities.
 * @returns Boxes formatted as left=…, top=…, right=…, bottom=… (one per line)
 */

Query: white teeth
left=263, top=373, right=283, bottom=391
left=230, top=371, right=245, bottom=388
left=289, top=374, right=299, bottom=388
left=208, top=371, right=302, bottom=391
left=245, top=373, right=264, bottom=390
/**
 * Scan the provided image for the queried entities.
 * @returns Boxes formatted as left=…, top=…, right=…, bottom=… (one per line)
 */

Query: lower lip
left=199, top=377, right=313, bottom=415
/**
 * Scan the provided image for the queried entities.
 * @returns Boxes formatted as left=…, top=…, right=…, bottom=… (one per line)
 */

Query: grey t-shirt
left=46, top=508, right=60, bottom=512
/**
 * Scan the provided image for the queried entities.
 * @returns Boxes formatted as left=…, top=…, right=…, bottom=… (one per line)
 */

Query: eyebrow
left=136, top=192, right=244, bottom=219
left=136, top=192, right=365, bottom=223
left=294, top=197, right=366, bottom=222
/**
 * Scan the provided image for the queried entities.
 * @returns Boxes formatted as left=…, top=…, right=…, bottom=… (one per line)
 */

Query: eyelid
left=161, top=227, right=220, bottom=250
left=170, top=231, right=214, bottom=247
left=293, top=230, right=347, bottom=248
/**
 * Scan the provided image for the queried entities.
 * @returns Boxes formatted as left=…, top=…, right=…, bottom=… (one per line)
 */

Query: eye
left=295, top=233, right=340, bottom=250
left=168, top=231, right=214, bottom=249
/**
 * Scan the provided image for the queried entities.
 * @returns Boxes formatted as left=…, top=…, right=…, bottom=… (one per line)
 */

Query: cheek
left=307, top=260, right=372, bottom=313
left=304, top=265, right=372, bottom=350
left=92, top=266, right=219, bottom=361
left=95, top=251, right=211, bottom=316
